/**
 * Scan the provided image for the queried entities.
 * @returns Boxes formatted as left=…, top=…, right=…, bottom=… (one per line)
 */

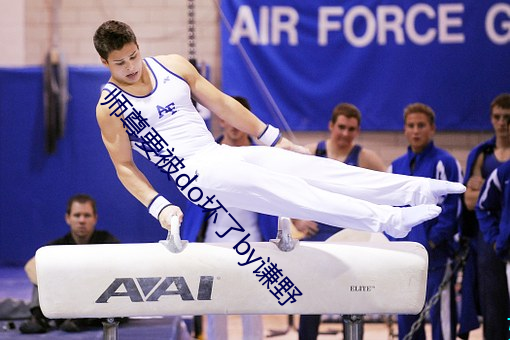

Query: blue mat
left=1, top=317, right=193, bottom=339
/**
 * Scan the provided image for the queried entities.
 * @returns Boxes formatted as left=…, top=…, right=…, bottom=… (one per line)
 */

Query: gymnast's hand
left=276, top=137, right=311, bottom=154
left=158, top=205, right=184, bottom=231
left=292, top=219, right=319, bottom=237
left=466, top=175, right=483, bottom=191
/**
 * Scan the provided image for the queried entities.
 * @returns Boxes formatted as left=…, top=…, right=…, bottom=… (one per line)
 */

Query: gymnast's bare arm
left=358, top=148, right=386, bottom=172
left=158, top=54, right=309, bottom=154
left=96, top=94, right=183, bottom=229
left=464, top=153, right=484, bottom=210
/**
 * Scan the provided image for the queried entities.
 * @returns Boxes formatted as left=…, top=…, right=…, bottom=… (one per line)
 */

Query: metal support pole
left=343, top=314, right=363, bottom=340
left=102, top=318, right=119, bottom=340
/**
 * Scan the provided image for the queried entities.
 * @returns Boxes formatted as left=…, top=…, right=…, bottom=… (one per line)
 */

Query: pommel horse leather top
left=36, top=220, right=428, bottom=319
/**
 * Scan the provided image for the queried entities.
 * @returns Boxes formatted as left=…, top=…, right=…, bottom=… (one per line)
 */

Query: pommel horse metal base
left=36, top=218, right=428, bottom=340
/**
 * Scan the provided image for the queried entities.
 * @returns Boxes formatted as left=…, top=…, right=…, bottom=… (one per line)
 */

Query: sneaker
left=19, top=316, right=49, bottom=334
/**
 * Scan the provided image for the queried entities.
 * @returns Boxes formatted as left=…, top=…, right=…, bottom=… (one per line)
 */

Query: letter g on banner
left=486, top=3, right=510, bottom=44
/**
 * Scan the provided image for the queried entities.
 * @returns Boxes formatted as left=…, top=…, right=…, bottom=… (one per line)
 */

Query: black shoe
left=19, top=317, right=49, bottom=334
left=59, top=319, right=81, bottom=332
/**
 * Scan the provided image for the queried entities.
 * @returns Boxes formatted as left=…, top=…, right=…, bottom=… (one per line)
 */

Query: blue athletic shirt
left=302, top=141, right=362, bottom=241
left=476, top=160, right=510, bottom=258
left=388, top=141, right=462, bottom=268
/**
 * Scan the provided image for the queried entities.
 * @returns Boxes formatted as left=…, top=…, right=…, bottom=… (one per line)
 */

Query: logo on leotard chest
left=156, top=102, right=177, bottom=118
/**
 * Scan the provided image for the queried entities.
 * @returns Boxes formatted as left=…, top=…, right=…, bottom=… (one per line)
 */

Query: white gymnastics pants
left=178, top=145, right=437, bottom=234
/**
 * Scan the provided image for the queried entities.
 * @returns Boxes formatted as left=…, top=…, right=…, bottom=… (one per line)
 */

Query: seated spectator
left=19, top=194, right=120, bottom=334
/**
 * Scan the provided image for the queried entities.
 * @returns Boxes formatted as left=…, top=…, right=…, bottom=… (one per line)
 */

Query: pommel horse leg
left=343, top=314, right=363, bottom=340
left=102, top=318, right=119, bottom=340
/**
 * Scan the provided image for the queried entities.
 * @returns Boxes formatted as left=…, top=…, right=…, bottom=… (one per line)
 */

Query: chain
left=402, top=242, right=470, bottom=340
left=187, top=0, right=196, bottom=61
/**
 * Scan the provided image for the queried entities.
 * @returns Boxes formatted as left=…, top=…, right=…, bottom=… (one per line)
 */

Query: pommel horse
left=36, top=217, right=428, bottom=339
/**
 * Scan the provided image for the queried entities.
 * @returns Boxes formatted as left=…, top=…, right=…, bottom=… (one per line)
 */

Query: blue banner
left=221, top=1, right=510, bottom=131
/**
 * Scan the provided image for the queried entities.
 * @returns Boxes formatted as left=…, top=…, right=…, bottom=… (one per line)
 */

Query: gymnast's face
left=65, top=201, right=98, bottom=244
left=101, top=42, right=143, bottom=85
left=329, top=115, right=360, bottom=148
left=220, top=119, right=250, bottom=146
left=404, top=112, right=435, bottom=154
